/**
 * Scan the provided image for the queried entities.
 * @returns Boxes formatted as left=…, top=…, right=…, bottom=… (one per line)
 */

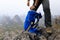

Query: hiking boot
left=46, top=27, right=52, bottom=33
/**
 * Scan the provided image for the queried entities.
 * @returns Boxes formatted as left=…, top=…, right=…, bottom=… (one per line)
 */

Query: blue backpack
left=24, top=10, right=42, bottom=34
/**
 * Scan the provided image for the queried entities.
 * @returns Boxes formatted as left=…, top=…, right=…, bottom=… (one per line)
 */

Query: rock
left=13, top=31, right=47, bottom=40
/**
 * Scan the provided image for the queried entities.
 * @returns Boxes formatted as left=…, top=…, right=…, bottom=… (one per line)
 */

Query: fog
left=0, top=0, right=60, bottom=18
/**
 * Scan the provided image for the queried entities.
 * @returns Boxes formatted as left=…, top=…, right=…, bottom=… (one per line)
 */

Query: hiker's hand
left=30, top=5, right=35, bottom=10
left=27, top=1, right=30, bottom=6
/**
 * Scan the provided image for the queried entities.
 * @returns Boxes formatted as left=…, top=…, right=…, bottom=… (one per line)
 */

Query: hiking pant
left=30, top=0, right=52, bottom=27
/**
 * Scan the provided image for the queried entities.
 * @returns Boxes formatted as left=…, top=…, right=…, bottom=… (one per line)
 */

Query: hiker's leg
left=30, top=0, right=42, bottom=11
left=42, top=0, right=52, bottom=27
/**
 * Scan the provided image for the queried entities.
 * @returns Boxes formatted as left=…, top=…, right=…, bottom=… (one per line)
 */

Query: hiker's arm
left=30, top=0, right=39, bottom=10
left=34, top=0, right=39, bottom=6
left=27, top=0, right=30, bottom=6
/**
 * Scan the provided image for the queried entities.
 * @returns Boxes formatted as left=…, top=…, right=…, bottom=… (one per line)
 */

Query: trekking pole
left=26, top=22, right=34, bottom=31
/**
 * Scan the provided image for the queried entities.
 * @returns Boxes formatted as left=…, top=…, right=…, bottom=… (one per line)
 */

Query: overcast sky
left=0, top=0, right=60, bottom=17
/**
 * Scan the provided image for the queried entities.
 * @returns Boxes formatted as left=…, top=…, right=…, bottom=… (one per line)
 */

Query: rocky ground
left=0, top=24, right=60, bottom=40
left=1, top=26, right=60, bottom=40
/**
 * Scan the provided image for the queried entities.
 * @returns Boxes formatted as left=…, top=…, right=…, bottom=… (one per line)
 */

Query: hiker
left=27, top=0, right=52, bottom=28
left=24, top=0, right=52, bottom=35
